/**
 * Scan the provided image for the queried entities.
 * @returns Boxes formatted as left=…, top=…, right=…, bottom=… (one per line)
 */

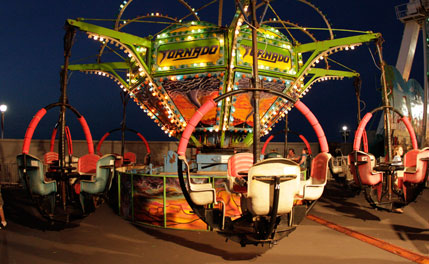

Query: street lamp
left=0, top=104, right=7, bottom=139
left=341, top=125, right=350, bottom=143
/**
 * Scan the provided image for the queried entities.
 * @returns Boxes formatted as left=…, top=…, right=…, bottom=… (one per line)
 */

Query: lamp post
left=0, top=104, right=7, bottom=139
left=341, top=125, right=350, bottom=143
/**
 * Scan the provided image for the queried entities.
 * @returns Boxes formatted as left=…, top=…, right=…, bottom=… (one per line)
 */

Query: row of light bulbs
left=87, top=31, right=184, bottom=137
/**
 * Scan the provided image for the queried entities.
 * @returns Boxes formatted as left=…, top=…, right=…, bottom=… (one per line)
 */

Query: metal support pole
left=120, top=91, right=128, bottom=157
left=376, top=41, right=392, bottom=161
left=218, top=0, right=223, bottom=27
left=284, top=115, right=288, bottom=157
left=1, top=112, right=4, bottom=139
left=250, top=0, right=261, bottom=163
left=376, top=39, right=395, bottom=203
left=423, top=19, right=428, bottom=147
left=59, top=24, right=76, bottom=210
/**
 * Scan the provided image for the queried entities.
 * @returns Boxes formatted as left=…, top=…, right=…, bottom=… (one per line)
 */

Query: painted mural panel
left=119, top=173, right=244, bottom=230
left=165, top=177, right=208, bottom=229
left=133, top=175, right=164, bottom=227
left=214, top=178, right=242, bottom=220
left=160, top=73, right=223, bottom=126
left=230, top=73, right=288, bottom=127
left=386, top=65, right=425, bottom=147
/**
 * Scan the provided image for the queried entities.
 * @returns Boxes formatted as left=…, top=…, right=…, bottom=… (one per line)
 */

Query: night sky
left=0, top=0, right=422, bottom=144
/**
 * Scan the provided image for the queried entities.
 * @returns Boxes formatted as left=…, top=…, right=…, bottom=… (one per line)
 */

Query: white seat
left=245, top=158, right=300, bottom=216
left=179, top=156, right=216, bottom=206
left=298, top=152, right=331, bottom=200
left=189, top=182, right=216, bottom=206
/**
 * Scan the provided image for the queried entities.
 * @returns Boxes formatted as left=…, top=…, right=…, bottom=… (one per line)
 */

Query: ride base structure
left=17, top=0, right=429, bottom=247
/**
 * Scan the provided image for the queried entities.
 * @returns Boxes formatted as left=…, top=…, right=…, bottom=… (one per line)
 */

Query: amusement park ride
left=16, top=0, right=428, bottom=246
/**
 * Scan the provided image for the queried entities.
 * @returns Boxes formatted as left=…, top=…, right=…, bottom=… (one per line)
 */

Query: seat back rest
left=96, top=154, right=116, bottom=191
left=420, top=148, right=429, bottom=181
left=349, top=151, right=382, bottom=186
left=310, top=152, right=331, bottom=185
left=17, top=154, right=40, bottom=188
left=78, top=153, right=100, bottom=174
left=43, top=152, right=58, bottom=165
left=405, top=149, right=429, bottom=183
left=247, top=159, right=300, bottom=216
left=227, top=153, right=253, bottom=178
left=124, top=152, right=137, bottom=164
left=16, top=154, right=57, bottom=196
left=368, top=153, right=377, bottom=169
left=114, top=154, right=124, bottom=168
left=226, top=153, right=253, bottom=193
left=404, top=149, right=419, bottom=168
left=80, top=154, right=115, bottom=195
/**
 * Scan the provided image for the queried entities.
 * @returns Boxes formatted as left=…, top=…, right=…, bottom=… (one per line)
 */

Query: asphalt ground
left=0, top=182, right=428, bottom=264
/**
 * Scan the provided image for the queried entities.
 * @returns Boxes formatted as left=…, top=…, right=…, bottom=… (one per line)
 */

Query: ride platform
left=1, top=181, right=427, bottom=263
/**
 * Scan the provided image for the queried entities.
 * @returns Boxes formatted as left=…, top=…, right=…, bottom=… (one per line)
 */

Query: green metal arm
left=67, top=19, right=152, bottom=72
left=296, top=33, right=381, bottom=77
left=67, top=19, right=152, bottom=47
left=295, top=33, right=380, bottom=54
left=68, top=62, right=130, bottom=88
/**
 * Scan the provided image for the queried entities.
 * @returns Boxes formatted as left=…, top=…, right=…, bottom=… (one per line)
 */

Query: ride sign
left=237, top=39, right=293, bottom=73
left=156, top=39, right=223, bottom=69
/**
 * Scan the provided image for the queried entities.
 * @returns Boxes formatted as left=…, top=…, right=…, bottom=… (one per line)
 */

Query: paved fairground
left=0, top=182, right=428, bottom=264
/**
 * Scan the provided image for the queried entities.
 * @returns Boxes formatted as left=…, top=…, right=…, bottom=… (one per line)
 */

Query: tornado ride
left=58, top=0, right=388, bottom=245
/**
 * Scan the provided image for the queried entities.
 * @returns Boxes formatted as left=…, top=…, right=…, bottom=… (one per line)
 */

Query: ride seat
left=78, top=153, right=100, bottom=175
left=113, top=155, right=124, bottom=168
left=43, top=152, right=58, bottom=166
left=298, top=152, right=331, bottom=200
left=329, top=156, right=343, bottom=175
left=16, top=154, right=57, bottom=196
left=246, top=158, right=300, bottom=216
left=79, top=154, right=116, bottom=212
left=227, top=153, right=253, bottom=193
left=349, top=151, right=383, bottom=186
left=403, top=148, right=429, bottom=184
left=179, top=156, right=216, bottom=206
left=124, top=152, right=137, bottom=165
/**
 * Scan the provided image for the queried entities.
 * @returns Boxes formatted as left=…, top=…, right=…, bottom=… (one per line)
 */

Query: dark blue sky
left=0, top=0, right=422, bottom=143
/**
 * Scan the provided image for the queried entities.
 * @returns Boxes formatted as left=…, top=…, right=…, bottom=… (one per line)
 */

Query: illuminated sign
left=170, top=25, right=206, bottom=34
left=157, top=39, right=222, bottom=68
left=237, top=39, right=292, bottom=72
